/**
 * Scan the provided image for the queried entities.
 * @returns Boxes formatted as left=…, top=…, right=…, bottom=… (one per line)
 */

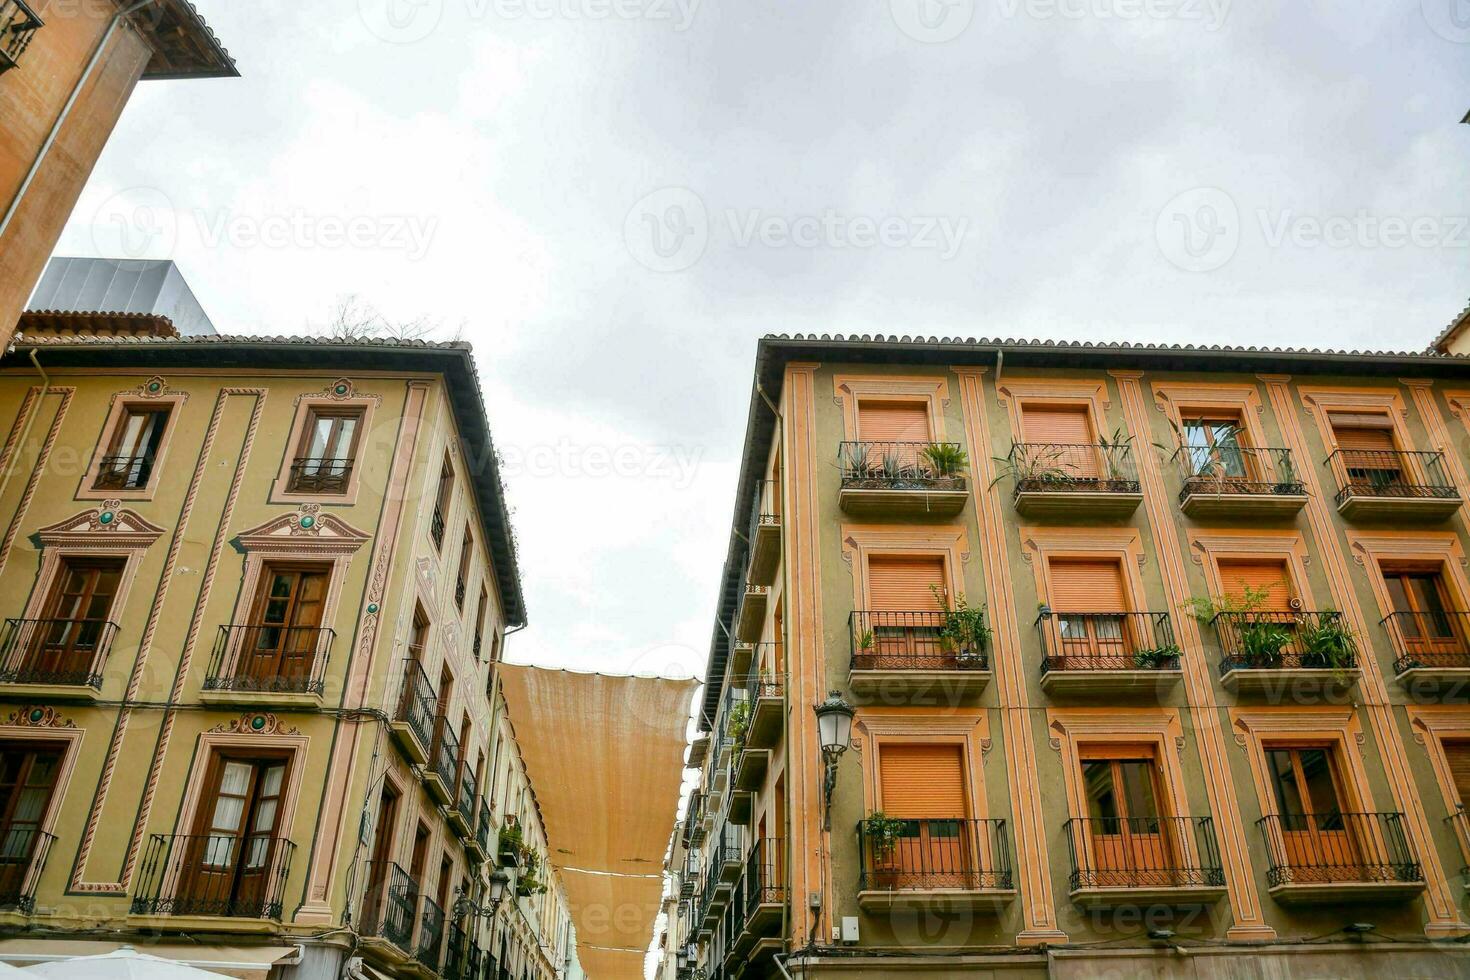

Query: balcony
left=131, top=833, right=295, bottom=924
left=0, top=828, right=54, bottom=915
left=727, top=790, right=754, bottom=826
left=466, top=800, right=492, bottom=863
left=1383, top=611, right=1470, bottom=691
left=729, top=641, right=765, bottom=680
left=414, top=895, right=445, bottom=974
left=1005, top=442, right=1142, bottom=519
left=685, top=793, right=707, bottom=847
left=1036, top=611, right=1181, bottom=697
left=848, top=610, right=990, bottom=700
left=735, top=586, right=769, bottom=642
left=0, top=1, right=43, bottom=75
left=747, top=479, right=783, bottom=585
left=1177, top=446, right=1307, bottom=518
left=449, top=770, right=476, bottom=840
left=1064, top=816, right=1226, bottom=907
left=94, top=454, right=155, bottom=491
left=710, top=825, right=743, bottom=885
left=390, top=659, right=437, bottom=765
left=443, top=921, right=467, bottom=979
left=0, top=617, right=117, bottom=699
left=287, top=457, right=353, bottom=494
left=742, top=668, right=784, bottom=750
left=1213, top=611, right=1359, bottom=696
left=837, top=440, right=968, bottom=518
left=430, top=507, right=446, bottom=549
left=733, top=747, right=770, bottom=793
left=856, top=817, right=1014, bottom=914
left=686, top=734, right=709, bottom=769
left=1327, top=449, right=1461, bottom=521
left=424, top=721, right=460, bottom=805
left=201, top=624, right=333, bottom=707
left=358, top=861, right=417, bottom=955
left=722, top=839, right=786, bottom=972
left=1257, top=812, right=1425, bottom=904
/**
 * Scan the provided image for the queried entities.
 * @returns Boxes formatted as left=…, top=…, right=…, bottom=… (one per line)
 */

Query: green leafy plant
left=854, top=628, right=874, bottom=653
left=726, top=697, right=752, bottom=752
left=1133, top=644, right=1182, bottom=670
left=991, top=443, right=1074, bottom=490
left=921, top=443, right=970, bottom=479
left=1297, top=611, right=1357, bottom=670
left=1096, top=426, right=1136, bottom=484
left=931, top=585, right=991, bottom=657
left=517, top=849, right=547, bottom=896
left=497, top=822, right=523, bottom=859
left=863, top=812, right=909, bottom=862
left=1183, top=583, right=1290, bottom=667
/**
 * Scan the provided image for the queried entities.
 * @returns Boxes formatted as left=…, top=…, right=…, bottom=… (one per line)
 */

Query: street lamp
left=451, top=867, right=513, bottom=921
left=486, top=867, right=511, bottom=913
left=813, top=691, right=855, bottom=830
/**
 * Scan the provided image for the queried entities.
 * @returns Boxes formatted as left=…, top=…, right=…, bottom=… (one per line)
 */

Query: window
left=1265, top=746, right=1351, bottom=868
left=180, top=753, right=289, bottom=916
left=95, top=405, right=170, bottom=490
left=1078, top=747, right=1174, bottom=885
left=230, top=564, right=329, bottom=690
left=857, top=401, right=930, bottom=444
left=455, top=527, right=472, bottom=609
left=1183, top=415, right=1250, bottom=479
left=878, top=744, right=968, bottom=889
left=1442, top=742, right=1470, bottom=808
left=288, top=407, right=363, bottom=493
left=0, top=744, right=61, bottom=905
left=1047, top=559, right=1129, bottom=663
left=17, top=557, right=123, bottom=684
left=1020, top=404, right=1098, bottom=478
left=862, top=555, right=947, bottom=665
left=1383, top=566, right=1463, bottom=658
left=432, top=457, right=454, bottom=550
left=1330, top=413, right=1403, bottom=489
left=1217, top=559, right=1293, bottom=611
left=473, top=589, right=489, bottom=659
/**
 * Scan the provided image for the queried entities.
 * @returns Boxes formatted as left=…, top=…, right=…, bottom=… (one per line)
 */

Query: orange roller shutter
left=868, top=555, right=946, bottom=611
left=1444, top=742, right=1470, bottom=806
left=1218, top=559, right=1292, bottom=610
left=1331, top=422, right=1396, bottom=452
left=880, top=744, right=967, bottom=818
left=858, top=401, right=931, bottom=443
left=1021, top=405, right=1093, bottom=445
left=1048, top=559, right=1128, bottom=612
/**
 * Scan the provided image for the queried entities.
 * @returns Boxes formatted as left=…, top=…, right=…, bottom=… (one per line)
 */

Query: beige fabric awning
left=498, top=663, right=697, bottom=979
left=0, top=940, right=297, bottom=979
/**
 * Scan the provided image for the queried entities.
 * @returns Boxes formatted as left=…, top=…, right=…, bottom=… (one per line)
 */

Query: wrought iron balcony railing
left=444, top=920, right=467, bottom=978
left=1006, top=442, right=1140, bottom=494
left=706, top=824, right=741, bottom=885
left=1257, top=811, right=1421, bottom=888
left=1381, top=610, right=1470, bottom=673
left=476, top=800, right=492, bottom=854
left=849, top=610, right=989, bottom=672
left=131, top=833, right=295, bottom=919
left=1177, top=445, right=1304, bottom=500
left=748, top=478, right=780, bottom=542
left=0, top=617, right=118, bottom=689
left=359, top=860, right=416, bottom=951
left=733, top=838, right=786, bottom=924
left=838, top=441, right=968, bottom=491
left=1212, top=611, right=1358, bottom=673
left=430, top=719, right=461, bottom=790
left=455, top=771, right=476, bottom=833
left=744, top=664, right=783, bottom=702
left=94, top=454, right=156, bottom=490
left=431, top=507, right=446, bottom=548
left=1064, top=816, right=1224, bottom=891
left=1326, top=449, right=1458, bottom=505
left=0, top=828, right=54, bottom=913
left=394, top=658, right=437, bottom=752
left=1035, top=611, right=1178, bottom=673
left=857, top=817, right=1012, bottom=891
left=204, top=624, right=334, bottom=696
left=287, top=457, right=353, bottom=493
left=0, top=1, right=43, bottom=74
left=415, top=894, right=446, bottom=972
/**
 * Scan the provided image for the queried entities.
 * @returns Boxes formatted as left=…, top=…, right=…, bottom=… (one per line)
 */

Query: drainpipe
left=0, top=0, right=164, bottom=241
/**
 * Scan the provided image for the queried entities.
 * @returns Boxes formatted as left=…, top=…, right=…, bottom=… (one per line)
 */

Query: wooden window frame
left=0, top=727, right=81, bottom=880
left=270, top=384, right=379, bottom=505
left=842, top=525, right=970, bottom=612
left=174, top=728, right=309, bottom=875
left=1229, top=707, right=1376, bottom=822
left=1405, top=706, right=1470, bottom=876
left=857, top=709, right=990, bottom=820
left=79, top=387, right=188, bottom=501
left=1186, top=529, right=1314, bottom=609
left=22, top=508, right=166, bottom=646
left=994, top=378, right=1112, bottom=447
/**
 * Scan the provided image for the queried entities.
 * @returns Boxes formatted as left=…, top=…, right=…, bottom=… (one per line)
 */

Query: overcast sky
left=56, top=2, right=1467, bottom=974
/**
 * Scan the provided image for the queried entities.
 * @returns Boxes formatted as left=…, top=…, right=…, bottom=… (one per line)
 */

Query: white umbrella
left=26, top=947, right=234, bottom=979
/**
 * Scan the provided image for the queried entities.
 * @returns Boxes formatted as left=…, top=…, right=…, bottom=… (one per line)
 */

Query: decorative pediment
left=38, top=502, right=167, bottom=549
left=236, top=505, right=371, bottom=556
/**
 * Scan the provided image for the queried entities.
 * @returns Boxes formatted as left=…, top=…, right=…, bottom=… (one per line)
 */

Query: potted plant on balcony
left=1133, top=643, right=1182, bottom=670
left=498, top=822, right=524, bottom=866
left=1096, top=427, right=1136, bottom=490
left=863, top=812, right=907, bottom=890
left=931, top=586, right=991, bottom=665
left=920, top=443, right=969, bottom=489
left=1184, top=584, right=1289, bottom=669
left=1297, top=611, right=1357, bottom=674
left=517, top=850, right=547, bottom=897
left=727, top=698, right=751, bottom=755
